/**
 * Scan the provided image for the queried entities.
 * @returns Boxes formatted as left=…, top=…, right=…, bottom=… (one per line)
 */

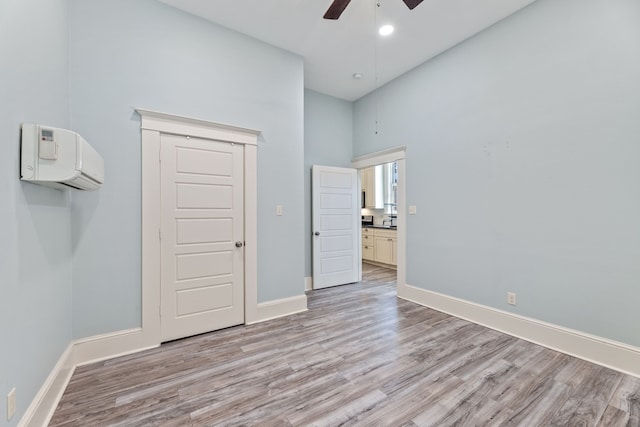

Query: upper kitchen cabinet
left=362, top=166, right=383, bottom=209
left=361, top=163, right=397, bottom=211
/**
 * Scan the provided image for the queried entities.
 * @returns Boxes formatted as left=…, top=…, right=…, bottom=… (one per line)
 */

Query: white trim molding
left=137, top=108, right=259, bottom=146
left=399, top=283, right=640, bottom=378
left=305, top=276, right=312, bottom=292
left=242, top=144, right=260, bottom=325
left=352, top=146, right=407, bottom=298
left=72, top=328, right=158, bottom=367
left=20, top=344, right=74, bottom=427
left=23, top=282, right=639, bottom=426
left=136, top=108, right=261, bottom=342
left=247, top=295, right=308, bottom=325
left=21, top=290, right=305, bottom=426
left=21, top=329, right=160, bottom=427
left=351, top=146, right=407, bottom=169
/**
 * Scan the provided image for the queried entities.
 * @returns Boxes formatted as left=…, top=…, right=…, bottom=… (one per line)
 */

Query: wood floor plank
left=600, top=405, right=630, bottom=427
left=491, top=352, right=572, bottom=425
left=608, top=374, right=640, bottom=420
left=550, top=364, right=623, bottom=426
left=49, top=263, right=640, bottom=426
left=341, top=376, right=436, bottom=426
left=288, top=389, right=387, bottom=426
left=413, top=359, right=517, bottom=426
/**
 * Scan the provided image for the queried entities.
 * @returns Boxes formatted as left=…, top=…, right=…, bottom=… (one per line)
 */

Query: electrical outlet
left=408, top=205, right=417, bottom=215
left=276, top=205, right=283, bottom=216
left=7, top=388, right=16, bottom=420
left=507, top=292, right=517, bottom=306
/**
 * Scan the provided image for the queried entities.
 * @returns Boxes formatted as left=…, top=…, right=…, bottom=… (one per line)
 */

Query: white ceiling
left=158, top=0, right=537, bottom=101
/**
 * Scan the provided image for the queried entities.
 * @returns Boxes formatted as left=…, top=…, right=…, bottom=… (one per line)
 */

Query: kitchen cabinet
left=362, top=227, right=397, bottom=267
left=374, top=228, right=397, bottom=265
left=362, top=166, right=383, bottom=209
left=362, top=243, right=375, bottom=261
left=362, top=227, right=375, bottom=261
left=363, top=167, right=375, bottom=208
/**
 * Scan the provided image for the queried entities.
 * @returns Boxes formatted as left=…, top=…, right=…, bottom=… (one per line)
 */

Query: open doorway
left=352, top=147, right=406, bottom=289
left=359, top=162, right=398, bottom=282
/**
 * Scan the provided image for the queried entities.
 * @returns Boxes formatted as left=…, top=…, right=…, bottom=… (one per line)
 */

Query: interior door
left=160, top=134, right=244, bottom=342
left=312, top=165, right=359, bottom=289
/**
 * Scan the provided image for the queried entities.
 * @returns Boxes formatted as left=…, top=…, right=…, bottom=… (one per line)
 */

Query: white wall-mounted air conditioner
left=20, top=123, right=104, bottom=191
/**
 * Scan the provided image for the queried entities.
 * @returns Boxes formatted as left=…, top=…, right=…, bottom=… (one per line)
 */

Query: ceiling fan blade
left=324, top=0, right=352, bottom=20
left=402, top=0, right=424, bottom=10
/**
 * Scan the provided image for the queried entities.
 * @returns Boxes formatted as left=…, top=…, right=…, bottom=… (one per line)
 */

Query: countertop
left=362, top=225, right=397, bottom=230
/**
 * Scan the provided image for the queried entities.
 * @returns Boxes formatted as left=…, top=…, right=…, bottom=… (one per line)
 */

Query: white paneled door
left=160, top=134, right=244, bottom=342
left=312, top=165, right=359, bottom=289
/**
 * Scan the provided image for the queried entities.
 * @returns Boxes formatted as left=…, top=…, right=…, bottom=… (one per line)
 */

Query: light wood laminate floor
left=50, top=263, right=640, bottom=426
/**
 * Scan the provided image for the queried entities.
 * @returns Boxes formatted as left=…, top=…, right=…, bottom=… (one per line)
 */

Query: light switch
left=408, top=205, right=417, bottom=215
left=276, top=205, right=283, bottom=216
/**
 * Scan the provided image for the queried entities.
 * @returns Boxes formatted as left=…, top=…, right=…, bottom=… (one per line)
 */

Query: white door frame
left=352, top=146, right=407, bottom=295
left=137, top=108, right=260, bottom=347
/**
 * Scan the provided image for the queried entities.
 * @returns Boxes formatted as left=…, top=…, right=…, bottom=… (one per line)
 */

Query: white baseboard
left=248, top=294, right=308, bottom=324
left=72, top=327, right=159, bottom=367
left=21, top=282, right=639, bottom=427
left=399, top=283, right=640, bottom=378
left=20, top=343, right=74, bottom=427
left=305, top=276, right=312, bottom=292
left=21, top=329, right=158, bottom=427
left=22, top=293, right=308, bottom=426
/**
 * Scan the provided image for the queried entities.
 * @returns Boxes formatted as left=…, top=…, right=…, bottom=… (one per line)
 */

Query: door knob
left=235, top=241, right=244, bottom=248
left=314, top=232, right=320, bottom=236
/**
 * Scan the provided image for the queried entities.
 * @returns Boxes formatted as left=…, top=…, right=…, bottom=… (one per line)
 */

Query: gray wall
left=0, top=1, right=73, bottom=425
left=69, top=0, right=305, bottom=338
left=304, top=90, right=354, bottom=277
left=354, top=0, right=640, bottom=346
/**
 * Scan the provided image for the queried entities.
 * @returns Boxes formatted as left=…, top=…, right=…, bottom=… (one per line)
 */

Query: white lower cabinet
left=374, top=228, right=397, bottom=265
left=362, top=227, right=397, bottom=266
left=362, top=243, right=375, bottom=261
left=374, top=236, right=394, bottom=264
left=362, top=227, right=375, bottom=261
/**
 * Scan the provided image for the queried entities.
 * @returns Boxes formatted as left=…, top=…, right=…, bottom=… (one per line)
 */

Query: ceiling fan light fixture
left=323, top=0, right=423, bottom=20
left=379, top=24, right=394, bottom=36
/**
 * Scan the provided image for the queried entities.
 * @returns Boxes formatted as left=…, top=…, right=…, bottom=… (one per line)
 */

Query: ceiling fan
left=324, top=0, right=424, bottom=20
